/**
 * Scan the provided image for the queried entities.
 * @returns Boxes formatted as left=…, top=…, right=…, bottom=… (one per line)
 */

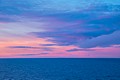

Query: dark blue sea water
left=0, top=58, right=120, bottom=80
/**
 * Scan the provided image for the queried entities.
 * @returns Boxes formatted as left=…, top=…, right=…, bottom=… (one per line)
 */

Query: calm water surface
left=0, top=58, right=120, bottom=80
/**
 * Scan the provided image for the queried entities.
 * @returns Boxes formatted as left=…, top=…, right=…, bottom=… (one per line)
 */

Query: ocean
left=0, top=58, right=120, bottom=80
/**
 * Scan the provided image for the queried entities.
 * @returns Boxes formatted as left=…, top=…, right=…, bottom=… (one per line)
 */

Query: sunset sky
left=0, top=0, right=120, bottom=58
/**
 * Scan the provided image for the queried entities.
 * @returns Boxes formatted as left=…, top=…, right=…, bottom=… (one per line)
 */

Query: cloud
left=66, top=48, right=95, bottom=52
left=27, top=3, right=120, bottom=48
left=7, top=46, right=39, bottom=49
left=0, top=17, right=17, bottom=22
left=8, top=46, right=54, bottom=51
left=79, top=30, right=120, bottom=48
left=40, top=44, right=57, bottom=46
left=40, top=47, right=53, bottom=51
left=0, top=0, right=96, bottom=15
left=1, top=0, right=120, bottom=16
left=31, top=11, right=120, bottom=48
left=16, top=53, right=49, bottom=56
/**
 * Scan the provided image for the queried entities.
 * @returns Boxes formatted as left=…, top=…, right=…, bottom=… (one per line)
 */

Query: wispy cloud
left=67, top=48, right=95, bottom=52
left=40, top=44, right=57, bottom=46
left=7, top=46, right=39, bottom=49
left=16, top=53, right=49, bottom=56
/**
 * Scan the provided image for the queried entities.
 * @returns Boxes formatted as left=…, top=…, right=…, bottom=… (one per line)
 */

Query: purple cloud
left=40, top=44, right=57, bottom=46
left=31, top=12, right=120, bottom=48
left=8, top=46, right=39, bottom=49
left=79, top=31, right=120, bottom=48
left=67, top=48, right=95, bottom=52
left=8, top=46, right=54, bottom=51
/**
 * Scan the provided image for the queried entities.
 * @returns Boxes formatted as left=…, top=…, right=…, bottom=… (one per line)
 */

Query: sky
left=0, top=0, right=120, bottom=58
